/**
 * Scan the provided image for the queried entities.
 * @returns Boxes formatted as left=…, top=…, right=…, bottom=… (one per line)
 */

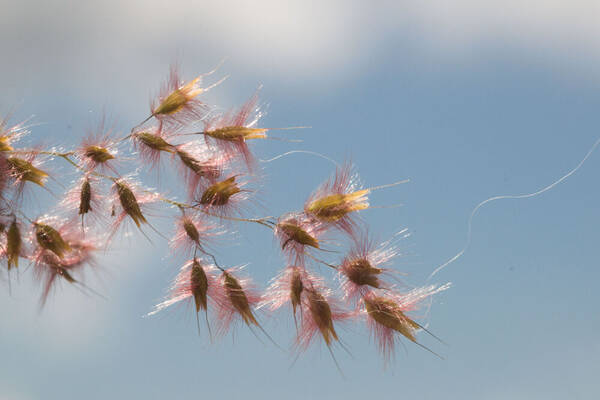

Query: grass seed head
left=6, top=220, right=22, bottom=269
left=191, top=259, right=209, bottom=312
left=115, top=180, right=147, bottom=228
left=223, top=270, right=258, bottom=326
left=34, top=223, right=72, bottom=259
left=7, top=157, right=48, bottom=187
left=199, top=176, right=240, bottom=206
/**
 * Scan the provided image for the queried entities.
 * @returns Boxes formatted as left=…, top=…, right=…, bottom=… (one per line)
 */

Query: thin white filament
left=429, top=136, right=600, bottom=279
left=259, top=150, right=339, bottom=166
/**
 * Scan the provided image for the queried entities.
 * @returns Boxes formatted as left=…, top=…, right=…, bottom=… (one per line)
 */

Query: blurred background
left=1, top=1, right=600, bottom=399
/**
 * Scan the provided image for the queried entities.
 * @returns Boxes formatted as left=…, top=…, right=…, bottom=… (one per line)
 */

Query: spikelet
left=260, top=266, right=327, bottom=330
left=150, top=65, right=224, bottom=127
left=173, top=141, right=225, bottom=198
left=33, top=232, right=98, bottom=307
left=295, top=280, right=350, bottom=351
left=132, top=127, right=176, bottom=168
left=362, top=283, right=450, bottom=361
left=77, top=119, right=118, bottom=172
left=170, top=213, right=221, bottom=256
left=304, top=162, right=367, bottom=237
left=7, top=154, right=48, bottom=188
left=34, top=222, right=72, bottom=259
left=274, top=213, right=324, bottom=266
left=201, top=90, right=265, bottom=170
left=60, top=175, right=106, bottom=230
left=149, top=259, right=224, bottom=324
left=113, top=179, right=147, bottom=228
left=6, top=219, right=23, bottom=270
left=110, top=177, right=160, bottom=238
left=339, top=232, right=408, bottom=302
left=197, top=175, right=249, bottom=218
left=215, top=267, right=262, bottom=336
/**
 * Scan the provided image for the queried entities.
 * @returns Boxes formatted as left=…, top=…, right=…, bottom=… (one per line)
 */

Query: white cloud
left=2, top=0, right=600, bottom=97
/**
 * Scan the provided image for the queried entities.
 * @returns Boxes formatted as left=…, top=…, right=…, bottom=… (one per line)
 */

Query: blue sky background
left=1, top=1, right=600, bottom=399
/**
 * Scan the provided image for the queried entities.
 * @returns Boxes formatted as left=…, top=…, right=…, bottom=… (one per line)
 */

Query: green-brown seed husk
left=153, top=89, right=188, bottom=116
left=177, top=150, right=204, bottom=175
left=306, top=289, right=338, bottom=345
left=200, top=177, right=240, bottom=206
left=204, top=127, right=267, bottom=141
left=278, top=222, right=319, bottom=249
left=79, top=178, right=92, bottom=215
left=35, top=223, right=71, bottom=259
left=223, top=271, right=258, bottom=326
left=364, top=296, right=419, bottom=342
left=7, top=157, right=48, bottom=186
left=290, top=268, right=304, bottom=315
left=6, top=220, right=21, bottom=269
left=84, top=145, right=114, bottom=163
left=135, top=132, right=174, bottom=153
left=115, top=181, right=147, bottom=227
left=306, top=190, right=370, bottom=222
left=182, top=218, right=200, bottom=244
left=344, top=258, right=382, bottom=288
left=191, top=259, right=209, bottom=312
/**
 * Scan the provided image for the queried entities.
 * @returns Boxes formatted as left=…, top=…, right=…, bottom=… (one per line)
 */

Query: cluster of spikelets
left=0, top=63, right=450, bottom=365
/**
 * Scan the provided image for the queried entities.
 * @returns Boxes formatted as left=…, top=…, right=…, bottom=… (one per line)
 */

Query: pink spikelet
left=3, top=218, right=25, bottom=271
left=77, top=119, right=119, bottom=173
left=131, top=125, right=177, bottom=169
left=304, top=161, right=368, bottom=238
left=60, top=175, right=107, bottom=230
left=148, top=258, right=225, bottom=335
left=214, top=266, right=263, bottom=337
left=362, top=283, right=451, bottom=362
left=170, top=213, right=221, bottom=257
left=274, top=213, right=325, bottom=266
left=295, top=277, right=351, bottom=352
left=148, top=64, right=225, bottom=128
left=197, top=175, right=250, bottom=218
left=173, top=141, right=226, bottom=199
left=260, top=266, right=322, bottom=330
left=109, top=177, right=161, bottom=239
left=31, top=217, right=99, bottom=307
left=201, top=90, right=266, bottom=170
left=6, top=150, right=49, bottom=201
left=338, top=231, right=408, bottom=303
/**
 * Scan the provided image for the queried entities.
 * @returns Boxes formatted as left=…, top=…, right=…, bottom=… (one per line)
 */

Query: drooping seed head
left=223, top=271, right=258, bottom=326
left=114, top=180, right=147, bottom=228
left=153, top=76, right=203, bottom=117
left=306, top=190, right=369, bottom=222
left=183, top=217, right=200, bottom=244
left=277, top=221, right=319, bottom=250
left=274, top=213, right=325, bottom=266
left=306, top=288, right=339, bottom=346
left=290, top=268, right=304, bottom=315
left=364, top=295, right=417, bottom=342
left=7, top=157, right=48, bottom=187
left=199, top=176, right=240, bottom=206
left=79, top=178, right=92, bottom=215
left=191, top=259, right=209, bottom=312
left=6, top=220, right=22, bottom=269
left=83, top=145, right=115, bottom=163
left=342, top=257, right=382, bottom=288
left=34, top=223, right=72, bottom=259
left=133, top=132, right=174, bottom=153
